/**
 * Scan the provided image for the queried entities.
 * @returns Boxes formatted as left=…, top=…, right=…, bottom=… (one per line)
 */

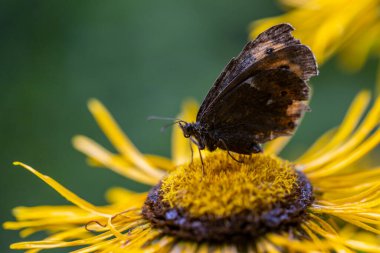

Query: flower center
left=142, top=152, right=313, bottom=242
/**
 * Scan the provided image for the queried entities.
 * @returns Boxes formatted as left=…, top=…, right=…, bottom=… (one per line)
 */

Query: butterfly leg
left=198, top=148, right=205, bottom=177
left=218, top=139, right=243, bottom=163
left=189, top=139, right=194, bottom=164
left=189, top=136, right=201, bottom=163
left=190, top=136, right=205, bottom=176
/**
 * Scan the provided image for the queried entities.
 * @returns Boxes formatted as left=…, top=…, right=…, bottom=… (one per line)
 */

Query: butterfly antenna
left=147, top=116, right=187, bottom=132
left=160, top=120, right=183, bottom=132
left=147, top=116, right=180, bottom=121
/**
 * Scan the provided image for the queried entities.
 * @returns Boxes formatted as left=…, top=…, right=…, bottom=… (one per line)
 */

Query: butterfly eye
left=281, top=90, right=288, bottom=96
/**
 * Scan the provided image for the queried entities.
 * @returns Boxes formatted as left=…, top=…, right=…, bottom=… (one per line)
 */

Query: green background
left=0, top=1, right=377, bottom=252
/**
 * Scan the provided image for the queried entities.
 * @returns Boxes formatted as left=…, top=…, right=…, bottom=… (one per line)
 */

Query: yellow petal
left=298, top=90, right=371, bottom=163
left=144, top=154, right=175, bottom=171
left=73, top=135, right=158, bottom=185
left=264, top=136, right=292, bottom=155
left=307, top=128, right=380, bottom=178
left=12, top=162, right=112, bottom=217
left=105, top=187, right=147, bottom=205
left=377, top=63, right=380, bottom=95
left=88, top=99, right=164, bottom=180
left=303, top=92, right=380, bottom=173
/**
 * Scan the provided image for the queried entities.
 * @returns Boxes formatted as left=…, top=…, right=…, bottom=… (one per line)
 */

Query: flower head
left=250, top=0, right=380, bottom=71
left=5, top=92, right=380, bottom=252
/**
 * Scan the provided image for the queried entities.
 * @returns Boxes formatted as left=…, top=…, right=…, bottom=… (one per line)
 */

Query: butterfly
left=179, top=23, right=318, bottom=155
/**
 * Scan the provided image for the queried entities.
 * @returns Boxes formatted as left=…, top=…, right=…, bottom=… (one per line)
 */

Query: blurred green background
left=0, top=1, right=378, bottom=252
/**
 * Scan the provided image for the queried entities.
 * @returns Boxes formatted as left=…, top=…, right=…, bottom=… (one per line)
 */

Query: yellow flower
left=249, top=0, right=380, bottom=71
left=4, top=92, right=380, bottom=252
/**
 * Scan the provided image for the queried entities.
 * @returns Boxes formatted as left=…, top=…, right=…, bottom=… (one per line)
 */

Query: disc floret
left=143, top=152, right=313, bottom=242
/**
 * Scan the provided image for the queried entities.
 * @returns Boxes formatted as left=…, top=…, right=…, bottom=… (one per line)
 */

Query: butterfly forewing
left=197, top=23, right=314, bottom=121
left=197, top=24, right=315, bottom=119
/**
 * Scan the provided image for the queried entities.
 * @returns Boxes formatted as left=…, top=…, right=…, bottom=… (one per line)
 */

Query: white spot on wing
left=247, top=77, right=259, bottom=89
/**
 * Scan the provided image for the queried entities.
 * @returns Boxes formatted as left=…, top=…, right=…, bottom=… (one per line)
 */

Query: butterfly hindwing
left=199, top=68, right=310, bottom=154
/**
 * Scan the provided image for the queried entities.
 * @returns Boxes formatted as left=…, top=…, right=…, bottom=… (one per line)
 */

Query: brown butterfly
left=179, top=23, right=318, bottom=156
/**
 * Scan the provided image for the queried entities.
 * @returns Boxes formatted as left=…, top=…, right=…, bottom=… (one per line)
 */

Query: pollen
left=143, top=151, right=313, bottom=242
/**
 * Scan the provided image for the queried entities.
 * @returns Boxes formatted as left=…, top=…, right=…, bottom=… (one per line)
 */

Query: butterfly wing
left=197, top=23, right=317, bottom=121
left=199, top=68, right=310, bottom=154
